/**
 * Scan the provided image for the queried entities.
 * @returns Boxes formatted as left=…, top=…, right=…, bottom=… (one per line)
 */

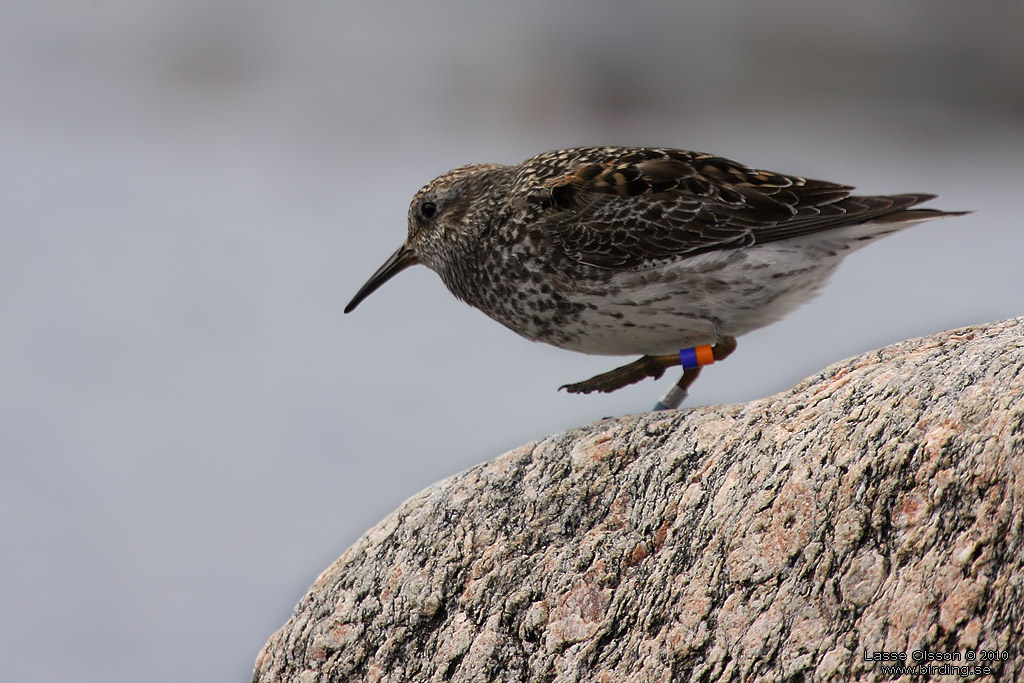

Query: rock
left=254, top=318, right=1024, bottom=682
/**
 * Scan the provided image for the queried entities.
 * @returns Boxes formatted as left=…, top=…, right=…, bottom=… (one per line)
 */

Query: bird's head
left=344, top=163, right=505, bottom=314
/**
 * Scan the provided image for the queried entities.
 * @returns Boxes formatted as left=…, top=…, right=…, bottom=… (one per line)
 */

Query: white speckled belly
left=532, top=229, right=885, bottom=356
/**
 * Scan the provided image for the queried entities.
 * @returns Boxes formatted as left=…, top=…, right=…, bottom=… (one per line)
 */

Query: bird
left=344, top=146, right=966, bottom=409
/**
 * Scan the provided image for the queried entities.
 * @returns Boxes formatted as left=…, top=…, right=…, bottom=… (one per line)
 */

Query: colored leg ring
left=679, top=345, right=715, bottom=370
left=654, top=384, right=689, bottom=411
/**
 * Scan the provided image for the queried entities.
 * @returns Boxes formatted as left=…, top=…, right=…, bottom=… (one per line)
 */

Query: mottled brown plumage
left=346, top=146, right=966, bottom=406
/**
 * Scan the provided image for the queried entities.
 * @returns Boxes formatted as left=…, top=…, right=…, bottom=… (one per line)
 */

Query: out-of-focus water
left=1, top=3, right=1020, bottom=682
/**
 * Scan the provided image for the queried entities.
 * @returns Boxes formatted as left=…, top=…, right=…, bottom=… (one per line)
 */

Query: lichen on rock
left=254, top=318, right=1024, bottom=683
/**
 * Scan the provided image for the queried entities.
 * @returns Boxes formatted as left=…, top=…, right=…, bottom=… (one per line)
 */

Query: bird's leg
left=560, top=354, right=680, bottom=394
left=561, top=337, right=739, bottom=396
left=654, top=336, right=738, bottom=410
left=654, top=367, right=704, bottom=410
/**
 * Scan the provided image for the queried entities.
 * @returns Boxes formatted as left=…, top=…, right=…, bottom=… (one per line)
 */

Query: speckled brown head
left=344, top=163, right=505, bottom=314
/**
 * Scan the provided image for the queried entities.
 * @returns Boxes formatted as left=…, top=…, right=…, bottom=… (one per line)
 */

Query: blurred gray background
left=1, top=2, right=1021, bottom=681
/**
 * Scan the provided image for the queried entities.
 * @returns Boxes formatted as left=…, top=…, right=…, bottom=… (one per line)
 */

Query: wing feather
left=519, top=147, right=957, bottom=270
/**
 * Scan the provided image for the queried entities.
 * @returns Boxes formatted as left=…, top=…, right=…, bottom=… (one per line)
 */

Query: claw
left=561, top=354, right=678, bottom=394
left=561, top=337, right=739, bottom=400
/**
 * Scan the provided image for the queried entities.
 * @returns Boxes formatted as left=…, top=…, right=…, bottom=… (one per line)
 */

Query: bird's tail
left=829, top=194, right=970, bottom=246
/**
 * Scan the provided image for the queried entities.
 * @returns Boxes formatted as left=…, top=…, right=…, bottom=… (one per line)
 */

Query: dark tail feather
left=871, top=194, right=971, bottom=224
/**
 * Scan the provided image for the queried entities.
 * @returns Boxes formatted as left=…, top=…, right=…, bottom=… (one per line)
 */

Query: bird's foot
left=559, top=337, right=739, bottom=401
left=560, top=354, right=679, bottom=394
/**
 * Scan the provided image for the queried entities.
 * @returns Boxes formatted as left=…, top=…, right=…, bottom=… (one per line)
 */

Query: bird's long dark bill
left=344, top=245, right=419, bottom=313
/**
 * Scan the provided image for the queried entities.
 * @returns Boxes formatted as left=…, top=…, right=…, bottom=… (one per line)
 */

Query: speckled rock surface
left=254, top=318, right=1024, bottom=683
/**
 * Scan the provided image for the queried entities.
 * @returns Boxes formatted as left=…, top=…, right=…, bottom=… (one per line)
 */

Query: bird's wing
left=525, top=148, right=946, bottom=270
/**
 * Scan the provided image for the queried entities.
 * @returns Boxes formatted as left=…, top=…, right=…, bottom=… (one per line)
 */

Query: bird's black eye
left=420, top=201, right=437, bottom=220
